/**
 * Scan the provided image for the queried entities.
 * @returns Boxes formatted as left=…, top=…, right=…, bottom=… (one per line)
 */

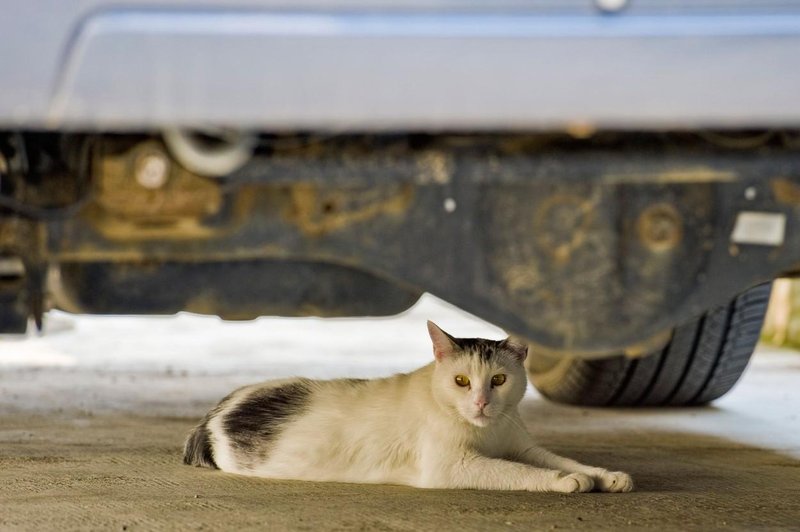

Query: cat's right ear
left=427, top=321, right=458, bottom=362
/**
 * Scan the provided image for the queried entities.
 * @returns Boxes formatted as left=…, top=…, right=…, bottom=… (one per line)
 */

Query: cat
left=183, top=321, right=633, bottom=493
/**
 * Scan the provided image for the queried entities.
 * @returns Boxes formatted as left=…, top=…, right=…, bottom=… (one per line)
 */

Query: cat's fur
left=183, top=321, right=633, bottom=493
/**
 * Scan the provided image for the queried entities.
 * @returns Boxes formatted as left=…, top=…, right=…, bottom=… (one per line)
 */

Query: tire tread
left=529, top=283, right=771, bottom=408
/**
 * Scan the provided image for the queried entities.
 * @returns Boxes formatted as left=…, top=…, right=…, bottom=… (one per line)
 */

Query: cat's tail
left=183, top=422, right=218, bottom=469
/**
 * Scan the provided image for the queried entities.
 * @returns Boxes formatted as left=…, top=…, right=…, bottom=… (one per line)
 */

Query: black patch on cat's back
left=183, top=423, right=218, bottom=469
left=224, top=381, right=313, bottom=453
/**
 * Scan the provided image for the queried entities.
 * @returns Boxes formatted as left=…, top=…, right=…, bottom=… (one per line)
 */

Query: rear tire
left=527, top=283, right=772, bottom=407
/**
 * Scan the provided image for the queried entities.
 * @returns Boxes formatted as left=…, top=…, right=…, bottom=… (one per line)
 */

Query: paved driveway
left=1, top=295, right=798, bottom=530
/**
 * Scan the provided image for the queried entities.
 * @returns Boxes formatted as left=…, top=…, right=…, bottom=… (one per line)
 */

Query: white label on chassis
left=731, top=212, right=786, bottom=246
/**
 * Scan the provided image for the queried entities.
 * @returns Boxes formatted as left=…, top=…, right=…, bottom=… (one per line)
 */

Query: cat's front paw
left=554, top=473, right=594, bottom=493
left=595, top=471, right=634, bottom=493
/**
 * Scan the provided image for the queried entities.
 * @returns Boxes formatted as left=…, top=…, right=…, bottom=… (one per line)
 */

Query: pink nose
left=475, top=398, right=489, bottom=410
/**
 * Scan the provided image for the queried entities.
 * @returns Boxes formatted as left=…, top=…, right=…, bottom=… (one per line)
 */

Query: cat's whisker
left=499, top=411, right=530, bottom=434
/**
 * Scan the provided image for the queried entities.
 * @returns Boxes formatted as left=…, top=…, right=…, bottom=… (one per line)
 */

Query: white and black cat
left=184, top=321, right=633, bottom=493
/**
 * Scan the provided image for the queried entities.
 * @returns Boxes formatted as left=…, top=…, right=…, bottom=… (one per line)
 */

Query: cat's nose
left=475, top=398, right=489, bottom=410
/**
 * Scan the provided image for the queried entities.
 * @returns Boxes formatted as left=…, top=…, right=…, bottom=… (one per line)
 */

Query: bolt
left=648, top=216, right=674, bottom=241
left=637, top=204, right=682, bottom=252
left=135, top=152, right=170, bottom=190
left=744, top=187, right=757, bottom=201
left=595, top=0, right=628, bottom=13
left=444, top=197, right=457, bottom=213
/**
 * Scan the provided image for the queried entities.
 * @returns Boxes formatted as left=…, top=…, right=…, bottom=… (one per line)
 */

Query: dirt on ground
left=2, top=374, right=799, bottom=530
left=1, top=303, right=799, bottom=531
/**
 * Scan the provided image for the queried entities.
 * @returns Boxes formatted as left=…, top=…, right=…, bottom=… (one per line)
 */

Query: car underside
left=3, top=1, right=800, bottom=406
left=1, top=130, right=795, bottom=350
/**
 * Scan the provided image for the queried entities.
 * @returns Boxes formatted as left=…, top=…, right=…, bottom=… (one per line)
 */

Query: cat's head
left=427, top=321, right=528, bottom=428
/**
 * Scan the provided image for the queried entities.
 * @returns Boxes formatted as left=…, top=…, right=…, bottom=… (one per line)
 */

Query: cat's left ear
left=427, top=321, right=458, bottom=361
left=500, top=338, right=528, bottom=362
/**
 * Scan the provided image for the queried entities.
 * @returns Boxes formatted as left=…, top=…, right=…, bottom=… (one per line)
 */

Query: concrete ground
left=1, top=295, right=799, bottom=531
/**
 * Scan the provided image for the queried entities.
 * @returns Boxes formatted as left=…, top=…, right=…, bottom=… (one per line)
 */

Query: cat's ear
left=500, top=338, right=528, bottom=362
left=427, top=321, right=458, bottom=361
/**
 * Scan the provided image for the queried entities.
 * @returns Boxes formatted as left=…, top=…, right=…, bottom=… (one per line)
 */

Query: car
left=2, top=0, right=798, bottom=407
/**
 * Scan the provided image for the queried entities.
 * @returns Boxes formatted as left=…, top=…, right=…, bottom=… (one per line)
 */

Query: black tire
left=527, top=283, right=772, bottom=407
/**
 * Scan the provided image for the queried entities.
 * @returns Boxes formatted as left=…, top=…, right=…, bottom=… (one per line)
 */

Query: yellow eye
left=454, top=375, right=470, bottom=387
left=491, top=374, right=507, bottom=387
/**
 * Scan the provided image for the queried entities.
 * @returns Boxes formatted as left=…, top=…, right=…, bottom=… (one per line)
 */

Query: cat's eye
left=491, top=374, right=507, bottom=387
left=454, top=375, right=470, bottom=387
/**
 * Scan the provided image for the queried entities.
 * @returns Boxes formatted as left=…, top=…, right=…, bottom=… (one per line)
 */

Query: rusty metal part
left=0, top=217, right=45, bottom=332
left=771, top=178, right=800, bottom=205
left=285, top=183, right=414, bottom=238
left=3, top=130, right=800, bottom=354
left=0, top=249, right=29, bottom=333
left=637, top=203, right=683, bottom=252
left=89, top=138, right=222, bottom=239
left=697, top=130, right=776, bottom=150
left=0, top=133, right=77, bottom=331
left=51, top=260, right=420, bottom=320
left=533, top=193, right=596, bottom=263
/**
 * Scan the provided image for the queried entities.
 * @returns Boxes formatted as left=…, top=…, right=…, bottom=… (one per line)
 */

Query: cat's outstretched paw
left=595, top=471, right=634, bottom=493
left=554, top=473, right=594, bottom=493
